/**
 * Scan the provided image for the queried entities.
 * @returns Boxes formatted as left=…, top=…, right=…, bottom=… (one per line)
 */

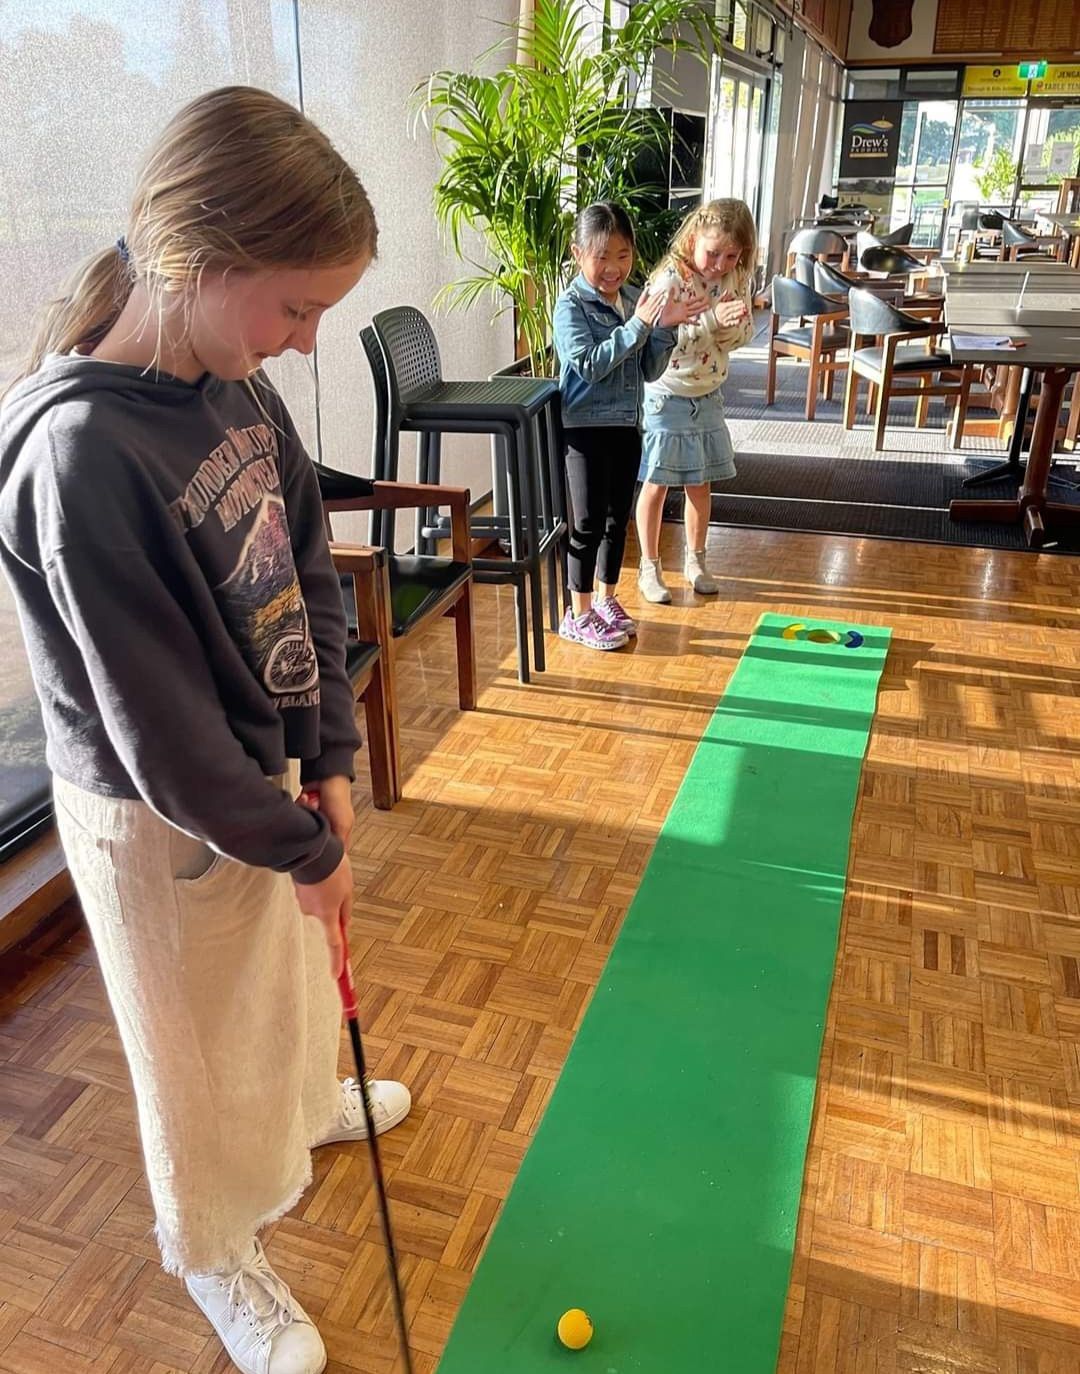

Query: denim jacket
left=553, top=274, right=677, bottom=428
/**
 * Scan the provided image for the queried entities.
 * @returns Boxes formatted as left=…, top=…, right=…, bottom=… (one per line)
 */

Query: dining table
left=944, top=260, right=1080, bottom=547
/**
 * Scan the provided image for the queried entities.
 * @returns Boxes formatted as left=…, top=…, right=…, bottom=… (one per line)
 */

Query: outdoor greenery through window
left=891, top=99, right=956, bottom=245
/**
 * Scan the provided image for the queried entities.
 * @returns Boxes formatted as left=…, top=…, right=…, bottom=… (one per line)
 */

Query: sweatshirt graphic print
left=170, top=425, right=319, bottom=711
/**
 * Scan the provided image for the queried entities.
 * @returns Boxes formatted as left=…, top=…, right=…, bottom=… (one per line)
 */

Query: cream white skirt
left=53, top=766, right=341, bottom=1276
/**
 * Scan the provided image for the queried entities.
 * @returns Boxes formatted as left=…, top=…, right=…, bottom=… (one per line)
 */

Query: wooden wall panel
left=935, top=0, right=1080, bottom=56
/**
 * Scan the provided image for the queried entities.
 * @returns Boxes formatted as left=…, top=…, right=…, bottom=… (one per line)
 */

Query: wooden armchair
left=318, top=464, right=477, bottom=714
left=843, top=287, right=972, bottom=451
left=767, top=275, right=849, bottom=420
left=328, top=542, right=399, bottom=810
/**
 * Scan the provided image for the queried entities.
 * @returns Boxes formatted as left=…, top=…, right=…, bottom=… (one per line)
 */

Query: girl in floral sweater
left=635, top=200, right=757, bottom=603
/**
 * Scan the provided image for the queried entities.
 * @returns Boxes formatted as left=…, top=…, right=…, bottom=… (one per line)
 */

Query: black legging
left=563, top=425, right=642, bottom=593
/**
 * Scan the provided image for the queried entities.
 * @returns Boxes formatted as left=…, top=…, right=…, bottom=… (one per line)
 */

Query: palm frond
left=414, top=0, right=726, bottom=360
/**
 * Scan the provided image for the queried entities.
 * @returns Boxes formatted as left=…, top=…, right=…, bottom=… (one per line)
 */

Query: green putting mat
left=436, top=613, right=891, bottom=1373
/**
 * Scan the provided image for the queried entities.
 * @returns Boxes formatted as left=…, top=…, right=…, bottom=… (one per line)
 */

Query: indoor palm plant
left=412, top=0, right=724, bottom=375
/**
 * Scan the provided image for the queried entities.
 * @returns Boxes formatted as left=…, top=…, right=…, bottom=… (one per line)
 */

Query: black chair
left=793, top=253, right=817, bottom=288
left=0, top=729, right=52, bottom=866
left=816, top=202, right=873, bottom=228
left=813, top=260, right=855, bottom=298
left=316, top=435, right=478, bottom=716
left=859, top=244, right=926, bottom=276
left=368, top=308, right=567, bottom=683
left=767, top=275, right=849, bottom=420
left=878, top=222, right=914, bottom=247
left=327, top=543, right=399, bottom=810
left=818, top=196, right=871, bottom=214
left=953, top=209, right=1002, bottom=261
left=1001, top=218, right=1058, bottom=262
left=843, top=287, right=971, bottom=451
left=785, top=228, right=848, bottom=274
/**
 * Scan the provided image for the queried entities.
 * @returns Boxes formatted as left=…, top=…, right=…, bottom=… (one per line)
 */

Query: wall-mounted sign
left=1030, top=64, right=1080, bottom=98
left=962, top=65, right=1029, bottom=98
left=1017, top=61, right=1047, bottom=79
left=838, top=101, right=904, bottom=181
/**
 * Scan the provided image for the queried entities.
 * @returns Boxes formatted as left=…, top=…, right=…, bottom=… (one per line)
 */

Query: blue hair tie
left=115, top=235, right=131, bottom=265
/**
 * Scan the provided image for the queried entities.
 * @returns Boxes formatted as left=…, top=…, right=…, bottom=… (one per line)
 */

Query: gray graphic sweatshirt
left=0, top=356, right=360, bottom=883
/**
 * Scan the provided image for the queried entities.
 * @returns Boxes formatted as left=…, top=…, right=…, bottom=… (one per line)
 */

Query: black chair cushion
left=340, top=555, right=468, bottom=640
left=775, top=324, right=848, bottom=351
left=0, top=693, right=52, bottom=863
left=344, top=639, right=379, bottom=683
left=388, top=556, right=470, bottom=637
left=853, top=343, right=952, bottom=374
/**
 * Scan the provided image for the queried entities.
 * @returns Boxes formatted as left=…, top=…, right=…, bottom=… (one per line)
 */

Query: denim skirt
left=639, top=387, right=736, bottom=487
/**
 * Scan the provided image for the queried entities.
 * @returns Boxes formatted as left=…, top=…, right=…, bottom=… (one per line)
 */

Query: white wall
left=290, top=0, right=516, bottom=541
left=0, top=0, right=517, bottom=536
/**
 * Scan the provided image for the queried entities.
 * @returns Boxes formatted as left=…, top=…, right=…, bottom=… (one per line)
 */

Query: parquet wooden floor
left=2, top=524, right=1080, bottom=1373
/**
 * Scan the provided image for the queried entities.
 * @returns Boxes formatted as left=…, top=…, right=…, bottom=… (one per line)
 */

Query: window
left=949, top=101, right=1024, bottom=215
left=845, top=68, right=901, bottom=101
left=891, top=100, right=958, bottom=244
left=900, top=68, right=962, bottom=98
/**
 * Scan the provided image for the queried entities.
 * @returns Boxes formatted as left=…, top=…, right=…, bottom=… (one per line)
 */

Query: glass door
left=1017, top=103, right=1080, bottom=218
left=890, top=99, right=958, bottom=247
left=707, top=66, right=769, bottom=217
left=947, top=99, right=1025, bottom=227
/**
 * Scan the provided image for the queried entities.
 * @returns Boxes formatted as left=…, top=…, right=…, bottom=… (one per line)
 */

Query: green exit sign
left=1018, top=61, right=1048, bottom=79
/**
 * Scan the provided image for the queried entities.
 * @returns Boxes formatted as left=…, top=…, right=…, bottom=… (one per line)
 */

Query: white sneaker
left=311, top=1077, right=412, bottom=1147
left=637, top=557, right=672, bottom=604
left=684, top=548, right=719, bottom=595
left=186, top=1238, right=326, bottom=1374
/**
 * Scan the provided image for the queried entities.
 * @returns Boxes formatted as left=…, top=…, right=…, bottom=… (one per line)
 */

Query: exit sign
left=1018, top=61, right=1048, bottom=79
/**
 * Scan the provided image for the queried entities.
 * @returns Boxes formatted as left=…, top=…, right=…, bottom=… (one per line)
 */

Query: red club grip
left=336, top=911, right=358, bottom=1020
left=300, top=791, right=358, bottom=1023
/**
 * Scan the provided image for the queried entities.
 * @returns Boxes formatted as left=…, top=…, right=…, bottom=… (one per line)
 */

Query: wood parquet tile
left=3, top=525, right=1080, bottom=1371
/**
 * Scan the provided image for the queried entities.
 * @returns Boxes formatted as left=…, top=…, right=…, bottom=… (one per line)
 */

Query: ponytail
left=14, top=243, right=134, bottom=390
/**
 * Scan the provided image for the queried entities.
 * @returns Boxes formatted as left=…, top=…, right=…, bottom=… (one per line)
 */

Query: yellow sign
left=1031, top=64, right=1080, bottom=98
left=963, top=65, right=1028, bottom=98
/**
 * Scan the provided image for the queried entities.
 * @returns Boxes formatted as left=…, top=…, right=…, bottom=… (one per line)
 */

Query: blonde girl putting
left=0, top=86, right=408, bottom=1374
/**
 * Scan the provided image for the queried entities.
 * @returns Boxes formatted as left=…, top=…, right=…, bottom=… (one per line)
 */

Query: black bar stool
left=365, top=308, right=567, bottom=683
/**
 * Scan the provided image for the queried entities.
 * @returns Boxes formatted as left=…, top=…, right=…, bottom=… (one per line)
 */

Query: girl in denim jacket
left=552, top=203, right=706, bottom=650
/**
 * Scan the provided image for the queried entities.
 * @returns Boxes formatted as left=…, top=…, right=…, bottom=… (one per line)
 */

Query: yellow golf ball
left=557, top=1308, right=594, bottom=1350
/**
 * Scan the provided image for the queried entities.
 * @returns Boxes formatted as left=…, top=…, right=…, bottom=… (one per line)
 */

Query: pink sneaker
left=593, top=595, right=637, bottom=637
left=559, top=607, right=628, bottom=651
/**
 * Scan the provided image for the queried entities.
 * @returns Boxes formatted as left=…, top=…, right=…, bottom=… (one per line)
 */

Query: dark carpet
left=660, top=344, right=1080, bottom=555
left=661, top=451, right=1080, bottom=554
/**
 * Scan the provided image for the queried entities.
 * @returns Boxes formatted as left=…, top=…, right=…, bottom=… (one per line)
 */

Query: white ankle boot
left=637, top=557, right=672, bottom=604
left=186, top=1238, right=326, bottom=1374
left=684, top=548, right=718, bottom=595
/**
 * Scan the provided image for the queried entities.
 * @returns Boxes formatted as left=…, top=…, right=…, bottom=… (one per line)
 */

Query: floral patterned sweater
left=645, top=262, right=754, bottom=398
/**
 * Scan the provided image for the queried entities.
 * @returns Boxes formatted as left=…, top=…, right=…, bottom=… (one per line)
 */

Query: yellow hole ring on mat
left=783, top=624, right=864, bottom=650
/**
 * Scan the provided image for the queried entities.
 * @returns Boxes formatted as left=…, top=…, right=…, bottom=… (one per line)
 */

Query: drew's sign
left=839, top=101, right=904, bottom=180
